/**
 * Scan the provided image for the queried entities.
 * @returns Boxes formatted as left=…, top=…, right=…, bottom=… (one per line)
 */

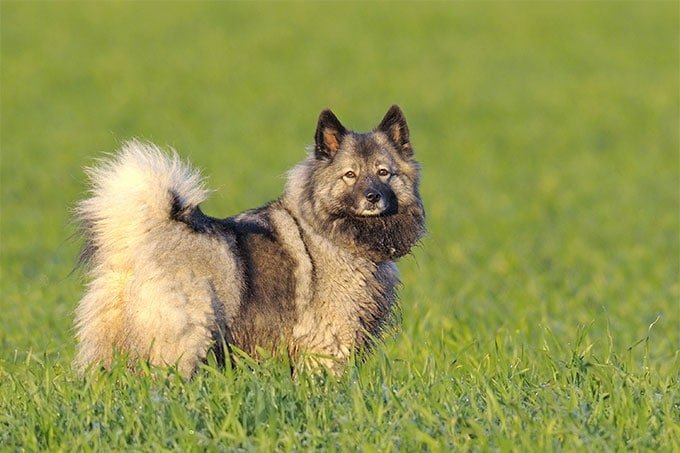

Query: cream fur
left=74, top=141, right=235, bottom=376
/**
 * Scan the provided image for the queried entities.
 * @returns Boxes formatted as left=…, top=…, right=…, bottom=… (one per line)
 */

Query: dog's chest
left=311, top=243, right=376, bottom=314
left=288, top=225, right=393, bottom=363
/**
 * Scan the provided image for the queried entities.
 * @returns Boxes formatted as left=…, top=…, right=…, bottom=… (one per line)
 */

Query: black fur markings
left=229, top=210, right=298, bottom=356
left=169, top=190, right=221, bottom=234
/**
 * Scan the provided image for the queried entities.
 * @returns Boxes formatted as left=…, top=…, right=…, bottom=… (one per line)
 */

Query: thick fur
left=74, top=106, right=425, bottom=377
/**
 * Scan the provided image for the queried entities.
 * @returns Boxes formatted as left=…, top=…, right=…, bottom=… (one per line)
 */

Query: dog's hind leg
left=124, top=270, right=218, bottom=378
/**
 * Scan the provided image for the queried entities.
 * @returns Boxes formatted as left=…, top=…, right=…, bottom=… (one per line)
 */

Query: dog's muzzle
left=354, top=188, right=390, bottom=216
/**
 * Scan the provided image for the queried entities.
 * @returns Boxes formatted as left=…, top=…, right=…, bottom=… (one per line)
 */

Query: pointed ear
left=314, top=109, right=347, bottom=160
left=376, top=105, right=412, bottom=157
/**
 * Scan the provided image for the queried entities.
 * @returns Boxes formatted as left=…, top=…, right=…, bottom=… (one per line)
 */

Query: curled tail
left=77, top=139, right=209, bottom=268
left=74, top=140, right=215, bottom=375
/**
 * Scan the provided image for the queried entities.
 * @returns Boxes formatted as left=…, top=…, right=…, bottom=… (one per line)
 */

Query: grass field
left=1, top=1, right=678, bottom=450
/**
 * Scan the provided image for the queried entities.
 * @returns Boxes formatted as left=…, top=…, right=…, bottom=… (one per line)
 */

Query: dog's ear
left=376, top=105, right=412, bottom=157
left=315, top=109, right=347, bottom=160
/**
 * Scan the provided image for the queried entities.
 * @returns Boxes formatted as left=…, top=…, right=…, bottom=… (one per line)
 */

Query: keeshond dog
left=74, top=105, right=425, bottom=377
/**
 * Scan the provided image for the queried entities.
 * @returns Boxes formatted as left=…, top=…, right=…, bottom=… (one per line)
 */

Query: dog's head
left=288, top=105, right=425, bottom=261
left=313, top=105, right=420, bottom=219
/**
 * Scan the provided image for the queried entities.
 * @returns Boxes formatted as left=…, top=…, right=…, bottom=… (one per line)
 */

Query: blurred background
left=1, top=2, right=678, bottom=371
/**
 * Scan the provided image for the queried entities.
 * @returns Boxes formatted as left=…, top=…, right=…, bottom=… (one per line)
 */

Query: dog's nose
left=365, top=190, right=381, bottom=203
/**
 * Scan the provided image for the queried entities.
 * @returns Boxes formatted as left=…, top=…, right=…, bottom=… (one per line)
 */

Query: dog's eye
left=344, top=171, right=356, bottom=179
left=377, top=169, right=389, bottom=177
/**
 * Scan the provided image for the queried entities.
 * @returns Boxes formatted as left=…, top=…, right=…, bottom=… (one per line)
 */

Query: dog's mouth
left=350, top=200, right=397, bottom=218
left=355, top=207, right=385, bottom=217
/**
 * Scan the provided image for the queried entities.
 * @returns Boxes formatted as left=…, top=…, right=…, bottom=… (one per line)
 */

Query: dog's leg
left=125, top=271, right=217, bottom=378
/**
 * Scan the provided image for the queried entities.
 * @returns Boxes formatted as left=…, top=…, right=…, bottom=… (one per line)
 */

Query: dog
left=74, top=105, right=425, bottom=377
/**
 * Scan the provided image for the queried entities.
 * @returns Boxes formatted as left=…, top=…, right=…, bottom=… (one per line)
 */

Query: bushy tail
left=76, top=139, right=209, bottom=269
left=73, top=140, right=211, bottom=373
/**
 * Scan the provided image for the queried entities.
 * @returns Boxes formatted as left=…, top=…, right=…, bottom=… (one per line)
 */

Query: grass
left=1, top=1, right=678, bottom=450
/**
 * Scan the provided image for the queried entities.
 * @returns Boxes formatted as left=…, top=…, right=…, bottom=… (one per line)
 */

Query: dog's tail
left=73, top=140, right=215, bottom=375
left=76, top=139, right=209, bottom=268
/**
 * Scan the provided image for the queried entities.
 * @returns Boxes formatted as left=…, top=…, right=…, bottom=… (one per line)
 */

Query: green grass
left=1, top=1, right=678, bottom=450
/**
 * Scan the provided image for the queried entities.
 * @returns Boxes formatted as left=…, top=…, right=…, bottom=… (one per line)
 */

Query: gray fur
left=74, top=106, right=425, bottom=377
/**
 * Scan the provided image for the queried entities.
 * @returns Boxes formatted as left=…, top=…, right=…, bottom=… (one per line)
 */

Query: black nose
left=365, top=190, right=381, bottom=203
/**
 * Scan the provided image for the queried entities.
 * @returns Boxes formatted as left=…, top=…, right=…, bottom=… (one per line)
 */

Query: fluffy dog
left=74, top=105, right=425, bottom=377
